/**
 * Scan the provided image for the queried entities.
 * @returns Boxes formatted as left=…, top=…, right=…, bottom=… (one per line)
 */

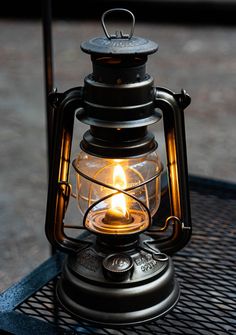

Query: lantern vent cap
left=81, top=8, right=158, bottom=56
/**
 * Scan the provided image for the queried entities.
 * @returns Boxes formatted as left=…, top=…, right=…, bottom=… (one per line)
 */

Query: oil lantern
left=45, top=8, right=192, bottom=327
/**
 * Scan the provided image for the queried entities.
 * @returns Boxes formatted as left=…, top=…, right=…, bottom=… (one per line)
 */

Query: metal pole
left=42, top=0, right=56, bottom=257
left=42, top=0, right=54, bottom=174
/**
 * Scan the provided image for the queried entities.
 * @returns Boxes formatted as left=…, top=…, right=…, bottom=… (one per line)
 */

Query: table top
left=0, top=175, right=236, bottom=335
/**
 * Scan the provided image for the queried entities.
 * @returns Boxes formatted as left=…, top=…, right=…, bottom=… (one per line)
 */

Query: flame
left=111, top=164, right=127, bottom=216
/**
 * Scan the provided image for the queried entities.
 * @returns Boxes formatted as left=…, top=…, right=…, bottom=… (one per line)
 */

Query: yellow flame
left=111, top=164, right=127, bottom=216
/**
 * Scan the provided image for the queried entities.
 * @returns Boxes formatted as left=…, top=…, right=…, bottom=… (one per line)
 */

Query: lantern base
left=57, top=234, right=179, bottom=327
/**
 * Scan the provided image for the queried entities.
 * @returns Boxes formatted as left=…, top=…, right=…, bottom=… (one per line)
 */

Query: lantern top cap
left=81, top=8, right=158, bottom=56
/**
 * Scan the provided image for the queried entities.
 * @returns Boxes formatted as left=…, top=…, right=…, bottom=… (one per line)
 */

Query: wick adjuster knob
left=103, top=253, right=133, bottom=281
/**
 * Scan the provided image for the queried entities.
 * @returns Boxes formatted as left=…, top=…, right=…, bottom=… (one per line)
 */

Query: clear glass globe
left=73, top=151, right=162, bottom=235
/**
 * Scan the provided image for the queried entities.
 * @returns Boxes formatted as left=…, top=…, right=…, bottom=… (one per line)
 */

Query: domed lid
left=81, top=8, right=158, bottom=56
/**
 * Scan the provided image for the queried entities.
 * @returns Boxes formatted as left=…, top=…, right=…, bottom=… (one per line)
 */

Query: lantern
left=45, top=8, right=192, bottom=327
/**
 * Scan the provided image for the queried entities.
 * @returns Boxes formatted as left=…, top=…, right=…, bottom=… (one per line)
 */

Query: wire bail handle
left=101, top=8, right=135, bottom=40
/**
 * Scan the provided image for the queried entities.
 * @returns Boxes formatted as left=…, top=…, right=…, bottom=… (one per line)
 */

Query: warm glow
left=111, top=164, right=128, bottom=216
left=76, top=152, right=160, bottom=234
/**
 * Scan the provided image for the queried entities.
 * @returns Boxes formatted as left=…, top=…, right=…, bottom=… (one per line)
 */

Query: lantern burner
left=85, top=209, right=148, bottom=235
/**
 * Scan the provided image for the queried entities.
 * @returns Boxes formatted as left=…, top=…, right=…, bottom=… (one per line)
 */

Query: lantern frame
left=44, top=8, right=192, bottom=326
left=45, top=85, right=192, bottom=254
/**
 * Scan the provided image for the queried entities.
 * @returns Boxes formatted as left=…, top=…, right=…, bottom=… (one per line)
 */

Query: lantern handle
left=101, top=8, right=135, bottom=39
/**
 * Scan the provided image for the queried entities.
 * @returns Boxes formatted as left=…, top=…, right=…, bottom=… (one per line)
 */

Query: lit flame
left=111, top=164, right=127, bottom=216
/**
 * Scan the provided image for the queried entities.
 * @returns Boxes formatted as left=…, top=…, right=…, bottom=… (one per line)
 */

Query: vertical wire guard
left=155, top=88, right=192, bottom=254
left=42, top=0, right=54, bottom=174
left=45, top=89, right=88, bottom=253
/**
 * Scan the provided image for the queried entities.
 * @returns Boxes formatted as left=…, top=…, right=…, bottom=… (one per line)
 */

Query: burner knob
left=103, top=253, right=133, bottom=282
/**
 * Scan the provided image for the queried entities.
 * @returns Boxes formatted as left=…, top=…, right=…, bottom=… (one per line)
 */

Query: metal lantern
left=45, top=8, right=192, bottom=327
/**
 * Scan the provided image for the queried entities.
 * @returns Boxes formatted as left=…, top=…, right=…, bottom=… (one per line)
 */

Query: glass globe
left=73, top=151, right=162, bottom=235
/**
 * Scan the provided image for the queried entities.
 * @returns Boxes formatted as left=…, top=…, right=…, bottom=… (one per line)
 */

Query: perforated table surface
left=0, top=176, right=236, bottom=335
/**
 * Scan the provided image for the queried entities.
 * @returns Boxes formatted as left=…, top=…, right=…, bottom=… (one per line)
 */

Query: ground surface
left=0, top=18, right=236, bottom=292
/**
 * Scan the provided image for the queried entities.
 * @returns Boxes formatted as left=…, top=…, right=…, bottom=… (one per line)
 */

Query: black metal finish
left=81, top=8, right=158, bottom=56
left=151, top=87, right=192, bottom=254
left=80, top=129, right=158, bottom=158
left=77, top=9, right=161, bottom=158
left=102, top=253, right=134, bottom=281
left=43, top=7, right=192, bottom=326
left=42, top=0, right=54, bottom=173
left=45, top=88, right=89, bottom=253
left=1, top=177, right=236, bottom=334
left=80, top=75, right=158, bottom=125
left=91, top=57, right=147, bottom=84
left=77, top=57, right=161, bottom=158
left=57, top=234, right=179, bottom=327
left=81, top=36, right=158, bottom=56
left=45, top=8, right=192, bottom=258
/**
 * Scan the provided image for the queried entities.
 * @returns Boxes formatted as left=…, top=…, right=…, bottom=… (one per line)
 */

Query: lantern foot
left=57, top=234, right=179, bottom=327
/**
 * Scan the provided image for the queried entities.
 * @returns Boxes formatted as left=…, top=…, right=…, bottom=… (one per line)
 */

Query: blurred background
left=0, top=0, right=235, bottom=292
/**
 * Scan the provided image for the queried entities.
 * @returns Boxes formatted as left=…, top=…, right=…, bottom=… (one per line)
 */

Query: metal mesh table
left=0, top=176, right=236, bottom=334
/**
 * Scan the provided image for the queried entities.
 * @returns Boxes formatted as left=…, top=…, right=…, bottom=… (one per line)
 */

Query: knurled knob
left=102, top=253, right=133, bottom=282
